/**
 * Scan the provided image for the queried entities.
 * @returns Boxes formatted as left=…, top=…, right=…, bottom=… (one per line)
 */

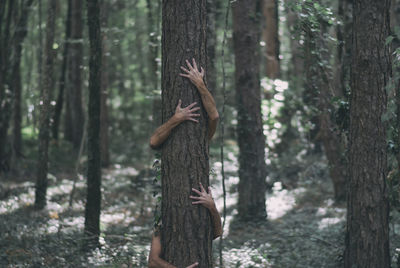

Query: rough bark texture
left=262, top=0, right=280, bottom=79
left=53, top=0, right=72, bottom=140
left=84, top=0, right=102, bottom=246
left=206, top=0, right=218, bottom=93
left=100, top=2, right=110, bottom=167
left=344, top=0, right=391, bottom=266
left=161, top=0, right=212, bottom=267
left=232, top=0, right=268, bottom=221
left=35, top=0, right=57, bottom=209
left=65, top=0, right=85, bottom=148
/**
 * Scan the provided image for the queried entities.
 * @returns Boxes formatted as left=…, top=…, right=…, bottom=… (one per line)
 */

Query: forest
left=0, top=0, right=399, bottom=267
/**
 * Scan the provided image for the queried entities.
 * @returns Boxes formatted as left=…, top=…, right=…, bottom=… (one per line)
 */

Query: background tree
left=262, top=0, right=280, bottom=79
left=161, top=0, right=212, bottom=266
left=232, top=0, right=268, bottom=221
left=35, top=0, right=57, bottom=209
left=84, top=0, right=102, bottom=246
left=344, top=0, right=391, bottom=266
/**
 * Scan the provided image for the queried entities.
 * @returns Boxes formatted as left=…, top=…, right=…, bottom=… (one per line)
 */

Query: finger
left=176, top=99, right=182, bottom=108
left=186, top=102, right=197, bottom=109
left=192, top=188, right=202, bottom=195
left=188, top=113, right=201, bottom=118
left=187, top=262, right=199, bottom=268
left=189, top=107, right=201, bottom=112
left=200, top=67, right=205, bottom=76
left=186, top=59, right=194, bottom=70
left=208, top=186, right=213, bottom=198
left=180, top=66, right=190, bottom=73
left=192, top=58, right=198, bottom=70
left=189, top=195, right=202, bottom=200
left=189, top=118, right=199, bottom=123
left=179, top=73, right=191, bottom=78
left=200, top=183, right=206, bottom=193
left=192, top=201, right=205, bottom=205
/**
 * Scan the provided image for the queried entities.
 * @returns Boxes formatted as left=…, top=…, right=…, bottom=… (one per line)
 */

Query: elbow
left=213, top=231, right=222, bottom=240
left=148, top=257, right=156, bottom=268
left=149, top=137, right=159, bottom=149
left=210, top=112, right=219, bottom=122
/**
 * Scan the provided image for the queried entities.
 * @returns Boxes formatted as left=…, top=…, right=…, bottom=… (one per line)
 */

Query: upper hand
left=180, top=58, right=205, bottom=88
left=190, top=183, right=215, bottom=210
left=174, top=99, right=200, bottom=123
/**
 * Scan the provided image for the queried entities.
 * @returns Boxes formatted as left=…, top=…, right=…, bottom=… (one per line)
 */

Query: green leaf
left=386, top=35, right=394, bottom=46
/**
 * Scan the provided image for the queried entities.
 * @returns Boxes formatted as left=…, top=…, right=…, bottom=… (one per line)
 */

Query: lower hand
left=174, top=99, right=200, bottom=123
left=190, top=183, right=215, bottom=210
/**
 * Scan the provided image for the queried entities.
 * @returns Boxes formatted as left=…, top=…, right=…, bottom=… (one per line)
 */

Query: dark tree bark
left=100, top=1, right=110, bottom=167
left=66, top=0, right=85, bottom=148
left=206, top=0, right=219, bottom=93
left=35, top=0, right=57, bottom=209
left=232, top=0, right=268, bottom=221
left=344, top=0, right=391, bottom=266
left=0, top=0, right=16, bottom=169
left=84, top=0, right=102, bottom=246
left=262, top=0, right=280, bottom=79
left=11, top=0, right=34, bottom=163
left=52, top=0, right=72, bottom=140
left=161, top=0, right=212, bottom=267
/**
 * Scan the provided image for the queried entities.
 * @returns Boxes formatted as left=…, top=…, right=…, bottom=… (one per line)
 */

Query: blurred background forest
left=1, top=0, right=400, bottom=267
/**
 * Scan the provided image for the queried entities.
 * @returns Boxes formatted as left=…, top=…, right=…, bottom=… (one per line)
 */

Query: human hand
left=180, top=58, right=205, bottom=89
left=190, top=183, right=215, bottom=210
left=174, top=99, right=200, bottom=123
left=186, top=262, right=199, bottom=268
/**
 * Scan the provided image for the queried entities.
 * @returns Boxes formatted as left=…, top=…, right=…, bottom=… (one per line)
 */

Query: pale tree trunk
left=232, top=0, right=268, bottom=221
left=161, top=0, right=213, bottom=266
left=262, top=0, right=280, bottom=79
left=344, top=0, right=391, bottom=266
left=35, top=0, right=57, bottom=209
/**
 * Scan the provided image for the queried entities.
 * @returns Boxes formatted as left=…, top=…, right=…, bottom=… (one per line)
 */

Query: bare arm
left=180, top=59, right=219, bottom=140
left=150, top=100, right=200, bottom=149
left=148, top=234, right=199, bottom=268
left=190, top=183, right=223, bottom=239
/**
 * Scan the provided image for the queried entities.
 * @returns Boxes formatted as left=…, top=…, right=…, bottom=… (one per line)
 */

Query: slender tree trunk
left=206, top=0, right=219, bottom=93
left=100, top=1, right=110, bottom=167
left=53, top=0, right=72, bottom=140
left=232, top=0, right=268, bottom=221
left=262, top=0, right=280, bottom=79
left=344, top=0, right=391, bottom=266
left=35, top=0, right=57, bottom=209
left=84, top=0, right=102, bottom=247
left=161, top=0, right=212, bottom=266
left=66, top=0, right=85, bottom=148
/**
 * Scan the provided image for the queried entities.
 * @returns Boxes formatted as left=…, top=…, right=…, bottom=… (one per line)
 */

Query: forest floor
left=1, top=140, right=400, bottom=267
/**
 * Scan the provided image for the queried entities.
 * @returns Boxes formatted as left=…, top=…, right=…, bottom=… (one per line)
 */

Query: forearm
left=209, top=205, right=222, bottom=239
left=197, top=85, right=219, bottom=139
left=149, top=257, right=177, bottom=268
left=150, top=116, right=182, bottom=149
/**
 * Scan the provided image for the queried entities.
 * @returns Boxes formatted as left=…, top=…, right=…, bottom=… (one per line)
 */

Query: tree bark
left=262, top=0, right=280, bottom=79
left=35, top=0, right=57, bottom=209
left=161, top=0, right=212, bottom=267
left=232, top=0, right=268, bottom=221
left=65, top=0, right=85, bottom=148
left=53, top=0, right=72, bottom=140
left=84, top=0, right=102, bottom=247
left=344, top=0, right=391, bottom=266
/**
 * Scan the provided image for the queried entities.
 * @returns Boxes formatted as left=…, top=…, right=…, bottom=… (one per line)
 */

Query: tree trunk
left=0, top=0, right=15, bottom=169
left=66, top=0, right=85, bottom=148
left=100, top=1, right=110, bottom=168
left=35, top=0, right=57, bottom=209
left=344, top=0, right=391, bottom=266
left=206, top=0, right=219, bottom=93
left=11, top=0, right=34, bottom=163
left=232, top=0, right=268, bottom=221
left=262, top=0, right=280, bottom=79
left=84, top=0, right=102, bottom=247
left=53, top=0, right=72, bottom=140
left=161, top=0, right=212, bottom=267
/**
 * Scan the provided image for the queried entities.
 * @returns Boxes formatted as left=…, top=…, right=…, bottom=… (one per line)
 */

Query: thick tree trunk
left=344, top=0, right=391, bottom=266
left=262, top=0, right=280, bottom=79
left=206, top=0, right=219, bottom=93
left=35, top=0, right=57, bottom=209
left=65, top=0, right=85, bottom=148
left=232, top=0, right=268, bottom=221
left=53, top=0, right=72, bottom=140
left=161, top=0, right=212, bottom=267
left=84, top=0, right=102, bottom=246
